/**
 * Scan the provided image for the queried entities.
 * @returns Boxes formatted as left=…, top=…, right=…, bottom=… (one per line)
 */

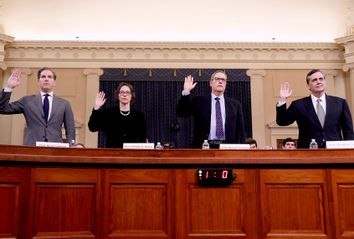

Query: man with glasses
left=177, top=70, right=246, bottom=148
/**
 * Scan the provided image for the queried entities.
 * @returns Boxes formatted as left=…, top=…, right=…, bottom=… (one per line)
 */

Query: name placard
left=36, top=141, right=70, bottom=148
left=123, top=143, right=155, bottom=149
left=219, top=144, right=251, bottom=150
left=326, top=140, right=354, bottom=149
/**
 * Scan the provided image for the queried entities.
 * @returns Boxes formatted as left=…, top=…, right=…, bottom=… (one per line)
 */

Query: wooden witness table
left=0, top=144, right=354, bottom=239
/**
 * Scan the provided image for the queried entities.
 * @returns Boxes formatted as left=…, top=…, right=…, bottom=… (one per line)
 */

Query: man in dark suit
left=177, top=70, right=246, bottom=148
left=0, top=67, right=75, bottom=146
left=276, top=69, right=354, bottom=148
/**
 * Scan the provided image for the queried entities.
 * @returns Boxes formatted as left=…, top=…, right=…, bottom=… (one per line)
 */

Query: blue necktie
left=215, top=97, right=224, bottom=140
left=43, top=94, right=49, bottom=123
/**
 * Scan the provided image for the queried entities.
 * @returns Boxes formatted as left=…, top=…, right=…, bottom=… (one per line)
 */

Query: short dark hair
left=115, top=82, right=136, bottom=104
left=245, top=138, right=257, bottom=147
left=37, top=67, right=57, bottom=80
left=282, top=137, right=296, bottom=146
left=306, top=69, right=323, bottom=84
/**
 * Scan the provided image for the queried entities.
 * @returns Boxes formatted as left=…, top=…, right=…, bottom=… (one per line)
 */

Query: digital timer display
left=203, top=170, right=229, bottom=179
left=197, top=168, right=235, bottom=186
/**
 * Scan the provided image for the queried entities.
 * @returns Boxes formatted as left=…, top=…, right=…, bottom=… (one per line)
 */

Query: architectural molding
left=336, top=34, right=354, bottom=70
left=83, top=68, right=104, bottom=76
left=246, top=69, right=267, bottom=78
left=4, top=40, right=344, bottom=69
left=0, top=33, right=15, bottom=69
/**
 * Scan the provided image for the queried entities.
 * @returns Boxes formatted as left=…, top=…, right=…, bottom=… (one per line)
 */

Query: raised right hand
left=183, top=75, right=197, bottom=92
left=6, top=69, right=22, bottom=89
left=279, top=82, right=292, bottom=101
left=94, top=91, right=106, bottom=110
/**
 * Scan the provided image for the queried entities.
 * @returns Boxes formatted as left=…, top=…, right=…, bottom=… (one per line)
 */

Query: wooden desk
left=0, top=144, right=353, bottom=239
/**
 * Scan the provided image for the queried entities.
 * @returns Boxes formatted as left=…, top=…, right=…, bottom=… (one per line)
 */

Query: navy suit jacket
left=0, top=90, right=75, bottom=146
left=276, top=95, right=354, bottom=148
left=177, top=94, right=246, bottom=148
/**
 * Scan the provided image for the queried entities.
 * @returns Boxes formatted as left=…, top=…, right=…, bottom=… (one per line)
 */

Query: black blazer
left=177, top=95, right=246, bottom=148
left=276, top=95, right=354, bottom=148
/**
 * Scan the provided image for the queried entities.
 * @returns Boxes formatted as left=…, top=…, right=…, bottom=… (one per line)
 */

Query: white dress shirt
left=209, top=94, right=226, bottom=140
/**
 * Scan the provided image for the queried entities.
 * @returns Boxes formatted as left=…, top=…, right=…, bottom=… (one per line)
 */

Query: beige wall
left=1, top=39, right=354, bottom=148
left=0, top=68, right=87, bottom=145
left=0, top=68, right=348, bottom=148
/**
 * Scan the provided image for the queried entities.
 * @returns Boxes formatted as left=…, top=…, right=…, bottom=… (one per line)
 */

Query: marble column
left=246, top=69, right=266, bottom=148
left=346, top=67, right=354, bottom=118
left=83, top=68, right=103, bottom=148
left=336, top=34, right=354, bottom=121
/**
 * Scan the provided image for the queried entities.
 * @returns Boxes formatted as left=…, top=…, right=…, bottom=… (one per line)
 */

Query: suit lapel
left=304, top=96, right=322, bottom=128
left=36, top=94, right=46, bottom=124
left=224, top=98, right=230, bottom=127
left=205, top=96, right=212, bottom=128
left=306, top=95, right=327, bottom=129
left=49, top=95, right=58, bottom=123
left=324, top=95, right=333, bottom=128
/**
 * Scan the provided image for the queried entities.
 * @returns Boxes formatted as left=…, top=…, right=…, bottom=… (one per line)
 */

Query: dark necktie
left=215, top=97, right=224, bottom=140
left=43, top=94, right=49, bottom=123
left=316, top=98, right=325, bottom=127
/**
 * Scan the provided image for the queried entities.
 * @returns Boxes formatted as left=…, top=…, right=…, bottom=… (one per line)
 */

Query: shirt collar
left=41, top=91, right=54, bottom=97
left=211, top=93, right=224, bottom=101
left=311, top=93, right=325, bottom=103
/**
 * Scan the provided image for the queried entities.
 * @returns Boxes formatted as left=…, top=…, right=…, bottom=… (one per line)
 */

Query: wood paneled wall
left=0, top=145, right=354, bottom=239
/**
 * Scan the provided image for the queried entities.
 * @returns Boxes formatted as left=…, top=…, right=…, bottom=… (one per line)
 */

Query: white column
left=83, top=68, right=103, bottom=148
left=246, top=69, right=266, bottom=147
left=347, top=68, right=354, bottom=121
left=336, top=34, right=354, bottom=120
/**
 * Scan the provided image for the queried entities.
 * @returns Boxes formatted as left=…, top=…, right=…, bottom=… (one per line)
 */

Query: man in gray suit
left=0, top=67, right=75, bottom=146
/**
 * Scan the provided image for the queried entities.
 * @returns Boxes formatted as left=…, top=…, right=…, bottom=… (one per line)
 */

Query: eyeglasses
left=119, top=91, right=131, bottom=95
left=213, top=77, right=226, bottom=81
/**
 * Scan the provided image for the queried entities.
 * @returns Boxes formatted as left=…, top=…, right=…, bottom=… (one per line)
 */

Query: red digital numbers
left=203, top=170, right=229, bottom=179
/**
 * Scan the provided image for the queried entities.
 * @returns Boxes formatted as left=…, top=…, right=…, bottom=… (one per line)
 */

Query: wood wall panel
left=2, top=146, right=354, bottom=239
left=260, top=169, right=331, bottom=239
left=175, top=168, right=258, bottom=239
left=331, top=170, right=354, bottom=239
left=0, top=184, right=20, bottom=238
left=28, top=168, right=101, bottom=239
left=104, top=169, right=173, bottom=239
left=0, top=167, right=29, bottom=239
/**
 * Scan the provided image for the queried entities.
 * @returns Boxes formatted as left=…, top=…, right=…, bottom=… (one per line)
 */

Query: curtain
left=98, top=68, right=252, bottom=148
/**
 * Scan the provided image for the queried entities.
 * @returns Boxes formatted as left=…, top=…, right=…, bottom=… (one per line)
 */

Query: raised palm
left=183, top=75, right=197, bottom=92
left=279, top=82, right=292, bottom=99
left=6, top=69, right=22, bottom=89
left=94, top=91, right=106, bottom=110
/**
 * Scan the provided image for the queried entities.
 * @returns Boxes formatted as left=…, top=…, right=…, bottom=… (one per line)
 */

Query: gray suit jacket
left=0, top=90, right=75, bottom=146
